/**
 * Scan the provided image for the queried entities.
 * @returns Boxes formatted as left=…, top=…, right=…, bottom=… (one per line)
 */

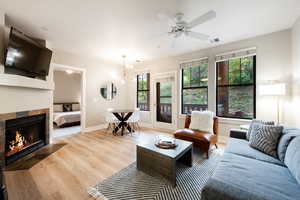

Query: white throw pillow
left=53, top=104, right=63, bottom=112
left=189, top=111, right=214, bottom=133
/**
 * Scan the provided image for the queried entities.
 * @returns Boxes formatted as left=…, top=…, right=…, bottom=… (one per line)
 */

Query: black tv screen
left=4, top=28, right=52, bottom=77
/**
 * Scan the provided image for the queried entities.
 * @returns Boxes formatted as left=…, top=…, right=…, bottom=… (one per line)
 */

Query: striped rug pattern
left=88, top=149, right=222, bottom=200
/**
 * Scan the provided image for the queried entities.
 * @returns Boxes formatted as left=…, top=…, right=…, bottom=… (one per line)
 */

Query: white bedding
left=53, top=111, right=81, bottom=127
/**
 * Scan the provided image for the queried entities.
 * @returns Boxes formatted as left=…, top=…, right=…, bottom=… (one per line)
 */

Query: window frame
left=216, top=55, right=256, bottom=120
left=136, top=73, right=150, bottom=111
left=181, top=63, right=208, bottom=114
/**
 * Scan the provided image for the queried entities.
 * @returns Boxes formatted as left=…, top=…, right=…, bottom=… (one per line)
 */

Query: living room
left=0, top=0, right=300, bottom=200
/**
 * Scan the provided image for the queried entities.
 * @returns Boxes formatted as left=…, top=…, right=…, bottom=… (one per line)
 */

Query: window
left=137, top=73, right=150, bottom=111
left=181, top=59, right=208, bottom=114
left=216, top=55, right=256, bottom=119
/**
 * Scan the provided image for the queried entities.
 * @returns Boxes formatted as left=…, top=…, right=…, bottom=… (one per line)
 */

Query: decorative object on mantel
left=259, top=81, right=286, bottom=124
left=155, top=135, right=177, bottom=149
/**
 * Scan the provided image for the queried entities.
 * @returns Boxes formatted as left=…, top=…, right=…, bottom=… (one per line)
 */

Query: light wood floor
left=4, top=129, right=223, bottom=200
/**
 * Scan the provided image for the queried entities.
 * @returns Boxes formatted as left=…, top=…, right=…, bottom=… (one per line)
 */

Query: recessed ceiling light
left=66, top=70, right=73, bottom=74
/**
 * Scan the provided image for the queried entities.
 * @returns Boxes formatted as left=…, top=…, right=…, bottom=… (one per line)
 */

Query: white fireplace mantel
left=0, top=73, right=54, bottom=90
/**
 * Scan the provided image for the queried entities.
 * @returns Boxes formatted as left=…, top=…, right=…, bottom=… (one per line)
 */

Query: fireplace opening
left=5, top=114, right=46, bottom=165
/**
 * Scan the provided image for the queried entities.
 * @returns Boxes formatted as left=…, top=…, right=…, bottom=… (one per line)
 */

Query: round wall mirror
left=100, top=82, right=117, bottom=100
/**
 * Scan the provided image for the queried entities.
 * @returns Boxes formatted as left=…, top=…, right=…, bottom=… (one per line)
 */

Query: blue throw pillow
left=277, top=128, right=300, bottom=162
left=284, top=136, right=300, bottom=184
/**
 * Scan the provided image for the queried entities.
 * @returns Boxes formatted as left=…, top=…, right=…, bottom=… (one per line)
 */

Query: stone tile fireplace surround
left=0, top=108, right=49, bottom=168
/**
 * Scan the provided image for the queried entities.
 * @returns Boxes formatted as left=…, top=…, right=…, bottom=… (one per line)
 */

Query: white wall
left=51, top=50, right=128, bottom=127
left=0, top=10, right=3, bottom=72
left=128, top=29, right=293, bottom=139
left=53, top=70, right=81, bottom=103
left=290, top=17, right=300, bottom=127
left=0, top=12, right=52, bottom=115
left=0, top=11, right=127, bottom=134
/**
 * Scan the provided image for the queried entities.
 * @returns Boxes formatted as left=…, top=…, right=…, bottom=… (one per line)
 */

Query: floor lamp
left=259, top=83, right=286, bottom=124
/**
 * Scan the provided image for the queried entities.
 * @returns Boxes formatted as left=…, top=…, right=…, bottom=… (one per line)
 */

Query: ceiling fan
left=160, top=10, right=216, bottom=45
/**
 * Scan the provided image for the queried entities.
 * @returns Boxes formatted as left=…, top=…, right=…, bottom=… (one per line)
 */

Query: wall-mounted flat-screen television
left=4, top=27, right=52, bottom=79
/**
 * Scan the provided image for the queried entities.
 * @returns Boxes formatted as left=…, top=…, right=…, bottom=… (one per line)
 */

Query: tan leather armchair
left=174, top=115, right=219, bottom=158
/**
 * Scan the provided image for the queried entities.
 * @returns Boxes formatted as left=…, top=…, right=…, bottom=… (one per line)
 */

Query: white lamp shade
left=259, top=83, right=286, bottom=96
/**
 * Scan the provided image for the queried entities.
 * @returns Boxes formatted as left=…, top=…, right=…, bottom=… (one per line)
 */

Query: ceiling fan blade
left=157, top=11, right=176, bottom=26
left=186, top=31, right=209, bottom=40
left=150, top=32, right=169, bottom=40
left=188, top=10, right=216, bottom=29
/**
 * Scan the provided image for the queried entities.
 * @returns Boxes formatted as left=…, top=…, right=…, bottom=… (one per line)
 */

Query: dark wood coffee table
left=136, top=138, right=193, bottom=187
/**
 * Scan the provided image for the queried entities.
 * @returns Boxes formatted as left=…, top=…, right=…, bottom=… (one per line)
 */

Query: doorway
left=156, top=81, right=172, bottom=123
left=51, top=63, right=86, bottom=139
left=153, top=71, right=177, bottom=130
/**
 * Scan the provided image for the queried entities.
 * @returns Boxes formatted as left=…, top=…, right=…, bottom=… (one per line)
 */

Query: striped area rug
left=88, top=148, right=222, bottom=200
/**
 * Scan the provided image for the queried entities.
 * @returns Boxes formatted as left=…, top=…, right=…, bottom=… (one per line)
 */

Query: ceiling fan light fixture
left=165, top=10, right=216, bottom=46
left=174, top=12, right=184, bottom=22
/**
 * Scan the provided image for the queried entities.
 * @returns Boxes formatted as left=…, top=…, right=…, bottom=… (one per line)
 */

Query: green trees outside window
left=216, top=56, right=256, bottom=119
left=181, top=63, right=208, bottom=114
left=137, top=73, right=150, bottom=111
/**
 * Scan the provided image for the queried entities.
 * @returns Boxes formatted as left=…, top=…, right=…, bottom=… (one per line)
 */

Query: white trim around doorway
left=50, top=63, right=87, bottom=142
left=151, top=71, right=178, bottom=130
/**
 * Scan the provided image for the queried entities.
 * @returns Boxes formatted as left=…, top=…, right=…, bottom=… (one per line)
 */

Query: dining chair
left=127, top=108, right=141, bottom=133
left=105, top=109, right=119, bottom=134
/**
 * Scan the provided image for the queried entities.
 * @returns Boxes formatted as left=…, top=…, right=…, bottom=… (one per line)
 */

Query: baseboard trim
left=140, top=122, right=153, bottom=128
left=83, top=124, right=107, bottom=133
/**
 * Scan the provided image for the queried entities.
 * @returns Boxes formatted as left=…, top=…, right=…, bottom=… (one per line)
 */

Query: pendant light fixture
left=121, top=55, right=134, bottom=84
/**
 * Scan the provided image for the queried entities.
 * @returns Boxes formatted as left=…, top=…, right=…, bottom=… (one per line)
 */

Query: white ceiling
left=1, top=0, right=300, bottom=64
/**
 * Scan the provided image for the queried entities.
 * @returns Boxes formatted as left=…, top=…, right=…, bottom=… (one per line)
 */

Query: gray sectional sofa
left=201, top=127, right=300, bottom=200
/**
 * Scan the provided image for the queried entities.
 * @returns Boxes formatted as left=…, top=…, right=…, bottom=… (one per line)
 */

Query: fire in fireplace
left=5, top=114, right=46, bottom=165
left=7, top=130, right=27, bottom=156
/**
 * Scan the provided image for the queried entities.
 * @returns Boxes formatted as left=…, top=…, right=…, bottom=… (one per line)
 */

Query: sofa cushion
left=249, top=124, right=283, bottom=158
left=229, top=129, right=247, bottom=140
left=246, top=120, right=274, bottom=140
left=284, top=136, right=300, bottom=184
left=225, top=138, right=284, bottom=166
left=277, top=127, right=300, bottom=162
left=201, top=153, right=300, bottom=200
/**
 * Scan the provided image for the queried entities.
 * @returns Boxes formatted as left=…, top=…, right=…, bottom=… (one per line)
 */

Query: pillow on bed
left=72, top=104, right=80, bottom=111
left=63, top=103, right=72, bottom=112
left=54, top=104, right=63, bottom=112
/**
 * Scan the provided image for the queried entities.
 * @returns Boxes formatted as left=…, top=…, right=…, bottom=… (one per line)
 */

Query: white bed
left=53, top=111, right=81, bottom=127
